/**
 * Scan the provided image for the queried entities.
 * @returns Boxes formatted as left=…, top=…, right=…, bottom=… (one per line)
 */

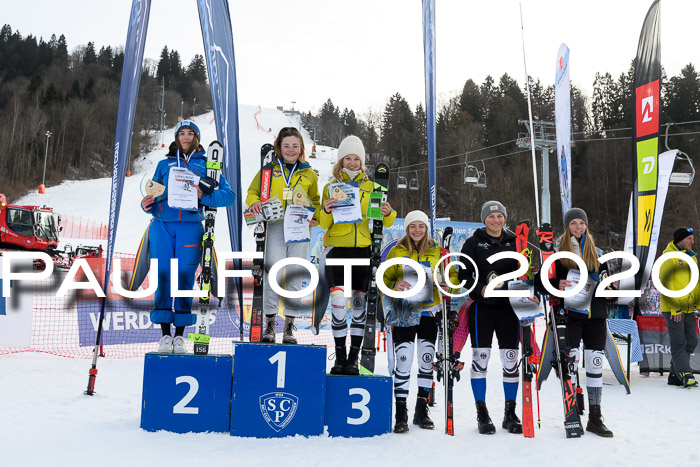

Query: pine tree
left=187, top=54, right=207, bottom=83
left=666, top=64, right=700, bottom=122
left=83, top=41, right=97, bottom=65
left=459, top=79, right=482, bottom=122
left=156, top=46, right=170, bottom=82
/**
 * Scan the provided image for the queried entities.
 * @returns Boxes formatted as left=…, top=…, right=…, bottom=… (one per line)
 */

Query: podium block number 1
left=269, top=351, right=286, bottom=388
left=173, top=376, right=199, bottom=415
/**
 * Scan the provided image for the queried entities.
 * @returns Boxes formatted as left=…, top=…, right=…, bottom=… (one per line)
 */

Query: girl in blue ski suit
left=140, top=120, right=235, bottom=353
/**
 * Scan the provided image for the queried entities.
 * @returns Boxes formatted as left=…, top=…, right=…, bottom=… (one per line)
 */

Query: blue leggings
left=149, top=219, right=202, bottom=327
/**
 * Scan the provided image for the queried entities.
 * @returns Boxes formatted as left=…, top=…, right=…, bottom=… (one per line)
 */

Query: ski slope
left=4, top=105, right=699, bottom=466
left=16, top=104, right=338, bottom=254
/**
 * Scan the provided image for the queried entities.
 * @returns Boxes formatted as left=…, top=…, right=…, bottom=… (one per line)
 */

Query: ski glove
left=199, top=176, right=219, bottom=194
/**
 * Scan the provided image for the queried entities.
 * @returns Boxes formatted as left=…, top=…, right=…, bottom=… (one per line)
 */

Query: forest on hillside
left=1, top=23, right=699, bottom=254
left=0, top=25, right=211, bottom=200
left=304, top=66, right=700, bottom=253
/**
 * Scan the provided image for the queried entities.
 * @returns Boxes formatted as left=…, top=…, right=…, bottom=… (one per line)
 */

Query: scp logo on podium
left=260, top=392, right=299, bottom=432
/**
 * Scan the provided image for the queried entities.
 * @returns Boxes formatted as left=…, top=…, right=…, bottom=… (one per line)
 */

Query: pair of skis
left=249, top=144, right=276, bottom=342
left=536, top=223, right=584, bottom=438
left=190, top=140, right=223, bottom=355
left=359, top=163, right=390, bottom=374
left=433, top=226, right=464, bottom=435
left=515, top=220, right=537, bottom=438
left=516, top=221, right=583, bottom=438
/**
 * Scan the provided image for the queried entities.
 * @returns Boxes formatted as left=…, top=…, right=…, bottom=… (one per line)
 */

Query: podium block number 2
left=269, top=351, right=286, bottom=388
left=347, top=388, right=370, bottom=425
left=173, top=376, right=199, bottom=415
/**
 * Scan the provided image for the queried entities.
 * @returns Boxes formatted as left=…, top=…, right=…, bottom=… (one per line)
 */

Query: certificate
left=329, top=182, right=362, bottom=224
left=508, top=280, right=543, bottom=322
left=167, top=167, right=200, bottom=211
left=402, top=262, right=433, bottom=304
left=563, top=269, right=597, bottom=315
left=284, top=205, right=314, bottom=243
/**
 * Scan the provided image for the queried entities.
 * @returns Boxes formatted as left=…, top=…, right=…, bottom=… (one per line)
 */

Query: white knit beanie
left=336, top=135, right=366, bottom=164
left=404, top=210, right=430, bottom=230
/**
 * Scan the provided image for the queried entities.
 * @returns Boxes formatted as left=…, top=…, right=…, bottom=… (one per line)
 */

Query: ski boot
left=668, top=370, right=683, bottom=386
left=586, top=405, right=613, bottom=437
left=413, top=396, right=435, bottom=429
left=679, top=372, right=698, bottom=388
left=394, top=399, right=409, bottom=433
left=282, top=316, right=297, bottom=344
left=262, top=315, right=276, bottom=343
left=344, top=346, right=360, bottom=375
left=475, top=401, right=496, bottom=435
left=330, top=347, right=346, bottom=375
left=502, top=400, right=523, bottom=434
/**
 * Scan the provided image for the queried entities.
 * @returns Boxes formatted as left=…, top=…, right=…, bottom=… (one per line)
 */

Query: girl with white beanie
left=317, top=135, right=396, bottom=375
left=382, top=210, right=458, bottom=433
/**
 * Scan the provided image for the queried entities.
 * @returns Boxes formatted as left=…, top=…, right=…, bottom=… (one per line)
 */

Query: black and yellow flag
left=633, top=0, right=661, bottom=293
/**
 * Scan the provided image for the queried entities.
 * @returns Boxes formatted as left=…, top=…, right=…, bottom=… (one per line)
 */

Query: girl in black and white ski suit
left=458, top=201, right=538, bottom=435
left=382, top=210, right=458, bottom=433
left=536, top=208, right=614, bottom=437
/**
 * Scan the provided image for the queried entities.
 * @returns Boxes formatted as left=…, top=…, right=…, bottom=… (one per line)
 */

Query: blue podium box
left=141, top=353, right=233, bottom=433
left=325, top=375, right=392, bottom=437
left=231, top=342, right=326, bottom=438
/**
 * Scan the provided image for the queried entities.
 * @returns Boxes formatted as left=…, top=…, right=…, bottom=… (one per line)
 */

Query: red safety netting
left=59, top=215, right=108, bottom=240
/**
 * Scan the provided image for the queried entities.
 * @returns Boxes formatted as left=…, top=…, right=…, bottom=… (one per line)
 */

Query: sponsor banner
left=636, top=138, right=659, bottom=192
left=637, top=315, right=700, bottom=372
left=632, top=0, right=661, bottom=293
left=198, top=0, right=245, bottom=327
left=555, top=43, right=572, bottom=217
left=636, top=194, right=655, bottom=247
left=635, top=80, right=660, bottom=138
left=76, top=298, right=240, bottom=347
left=422, top=0, right=437, bottom=236
left=619, top=151, right=675, bottom=303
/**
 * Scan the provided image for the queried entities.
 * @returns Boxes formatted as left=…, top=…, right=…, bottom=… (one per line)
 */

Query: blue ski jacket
left=143, top=143, right=235, bottom=222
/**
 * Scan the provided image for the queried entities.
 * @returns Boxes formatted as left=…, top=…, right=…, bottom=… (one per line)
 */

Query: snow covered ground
left=2, top=105, right=698, bottom=465
left=2, top=351, right=698, bottom=466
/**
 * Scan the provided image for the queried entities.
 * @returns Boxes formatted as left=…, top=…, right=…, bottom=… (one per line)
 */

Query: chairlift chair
left=664, top=125, right=695, bottom=188
left=397, top=176, right=408, bottom=189
left=409, top=172, right=419, bottom=190
left=474, top=170, right=487, bottom=188
left=464, top=164, right=479, bottom=184
left=669, top=150, right=695, bottom=187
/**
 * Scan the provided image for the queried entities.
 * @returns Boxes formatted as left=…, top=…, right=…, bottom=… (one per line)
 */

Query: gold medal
left=283, top=187, right=293, bottom=200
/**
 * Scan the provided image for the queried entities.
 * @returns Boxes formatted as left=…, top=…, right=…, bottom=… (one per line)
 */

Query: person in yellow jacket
left=246, top=127, right=321, bottom=344
left=318, top=135, right=396, bottom=375
left=658, top=227, right=700, bottom=388
left=381, top=210, right=458, bottom=433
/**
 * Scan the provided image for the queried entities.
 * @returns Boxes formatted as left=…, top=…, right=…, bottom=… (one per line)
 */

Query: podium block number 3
left=269, top=351, right=287, bottom=388
left=347, top=388, right=370, bottom=425
left=173, top=376, right=199, bottom=415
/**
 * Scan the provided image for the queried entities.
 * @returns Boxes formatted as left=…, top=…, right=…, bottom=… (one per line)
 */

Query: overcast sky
left=5, top=0, right=699, bottom=115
